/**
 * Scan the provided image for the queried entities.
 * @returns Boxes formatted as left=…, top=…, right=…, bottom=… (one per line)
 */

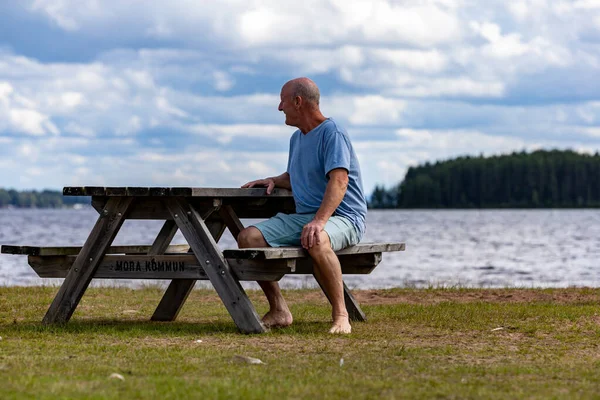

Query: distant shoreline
left=0, top=204, right=89, bottom=210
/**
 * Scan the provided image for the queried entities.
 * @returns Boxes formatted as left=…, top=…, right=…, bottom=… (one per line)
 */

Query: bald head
left=284, top=77, right=320, bottom=110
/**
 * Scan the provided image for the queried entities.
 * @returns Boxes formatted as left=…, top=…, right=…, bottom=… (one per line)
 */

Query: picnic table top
left=63, top=186, right=293, bottom=198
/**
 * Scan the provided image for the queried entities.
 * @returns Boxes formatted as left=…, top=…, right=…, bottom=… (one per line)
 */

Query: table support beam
left=42, top=197, right=134, bottom=324
left=151, top=219, right=224, bottom=322
left=313, top=276, right=367, bottom=322
left=164, top=198, right=265, bottom=333
left=147, top=220, right=179, bottom=256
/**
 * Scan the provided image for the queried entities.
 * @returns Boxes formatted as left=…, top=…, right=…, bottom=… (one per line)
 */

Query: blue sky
left=0, top=0, right=599, bottom=194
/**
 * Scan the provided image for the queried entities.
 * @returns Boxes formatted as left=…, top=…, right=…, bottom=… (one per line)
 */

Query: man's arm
left=241, top=172, right=291, bottom=194
left=301, top=168, right=348, bottom=249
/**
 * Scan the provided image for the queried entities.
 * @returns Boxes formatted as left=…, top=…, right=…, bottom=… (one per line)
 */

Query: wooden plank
left=190, top=188, right=293, bottom=197
left=84, top=186, right=106, bottom=196
left=292, top=253, right=381, bottom=274
left=105, top=187, right=127, bottom=196
left=219, top=205, right=245, bottom=239
left=126, top=187, right=151, bottom=196
left=168, top=187, right=193, bottom=197
left=26, top=253, right=376, bottom=280
left=42, top=196, right=134, bottom=324
left=342, top=282, right=367, bottom=322
left=63, top=187, right=294, bottom=198
left=226, top=258, right=289, bottom=281
left=63, top=187, right=86, bottom=196
left=148, top=220, right=178, bottom=256
left=93, top=197, right=172, bottom=220
left=1, top=244, right=189, bottom=256
left=166, top=197, right=266, bottom=333
left=149, top=187, right=170, bottom=196
left=205, top=199, right=295, bottom=219
left=223, top=243, right=405, bottom=260
left=147, top=219, right=185, bottom=322
left=92, top=197, right=295, bottom=219
left=151, top=217, right=226, bottom=322
left=28, top=255, right=209, bottom=279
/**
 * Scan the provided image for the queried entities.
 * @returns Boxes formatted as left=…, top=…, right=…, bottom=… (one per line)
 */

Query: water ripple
left=1, top=208, right=600, bottom=288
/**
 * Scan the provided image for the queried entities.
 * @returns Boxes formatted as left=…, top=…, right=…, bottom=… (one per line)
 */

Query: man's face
left=278, top=84, right=299, bottom=127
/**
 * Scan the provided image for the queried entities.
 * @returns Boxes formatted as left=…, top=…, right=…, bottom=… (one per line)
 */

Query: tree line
left=370, top=150, right=600, bottom=208
left=0, top=189, right=88, bottom=208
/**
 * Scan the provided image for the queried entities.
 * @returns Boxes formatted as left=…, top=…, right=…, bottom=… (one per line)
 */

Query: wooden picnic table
left=1, top=186, right=404, bottom=334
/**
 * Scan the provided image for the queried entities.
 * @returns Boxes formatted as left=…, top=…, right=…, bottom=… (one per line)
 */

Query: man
left=239, top=77, right=367, bottom=334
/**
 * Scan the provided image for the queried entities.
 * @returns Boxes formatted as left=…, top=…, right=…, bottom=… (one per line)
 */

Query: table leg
left=165, top=198, right=266, bottom=333
left=147, top=220, right=179, bottom=256
left=151, top=219, right=225, bottom=321
left=42, top=197, right=134, bottom=324
left=219, top=205, right=244, bottom=239
left=313, top=276, right=367, bottom=322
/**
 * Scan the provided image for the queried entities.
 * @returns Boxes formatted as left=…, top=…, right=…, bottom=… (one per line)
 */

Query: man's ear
left=294, top=96, right=302, bottom=108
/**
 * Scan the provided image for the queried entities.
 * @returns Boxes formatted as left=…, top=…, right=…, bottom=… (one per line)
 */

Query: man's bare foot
left=329, top=316, right=351, bottom=334
left=262, top=309, right=293, bottom=328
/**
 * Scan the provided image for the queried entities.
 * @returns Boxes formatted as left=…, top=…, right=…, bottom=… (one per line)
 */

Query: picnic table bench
left=1, top=186, right=405, bottom=333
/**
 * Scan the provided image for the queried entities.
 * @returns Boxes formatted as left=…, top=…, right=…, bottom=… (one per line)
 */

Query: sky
left=0, top=0, right=600, bottom=195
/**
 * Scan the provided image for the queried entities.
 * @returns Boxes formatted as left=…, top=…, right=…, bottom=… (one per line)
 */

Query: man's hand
left=301, top=219, right=326, bottom=249
left=242, top=178, right=276, bottom=194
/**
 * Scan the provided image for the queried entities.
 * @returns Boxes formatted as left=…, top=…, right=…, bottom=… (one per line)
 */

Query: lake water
left=1, top=208, right=599, bottom=289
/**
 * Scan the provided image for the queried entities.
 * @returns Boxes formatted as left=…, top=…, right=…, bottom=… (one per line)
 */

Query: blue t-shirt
left=286, top=118, right=367, bottom=238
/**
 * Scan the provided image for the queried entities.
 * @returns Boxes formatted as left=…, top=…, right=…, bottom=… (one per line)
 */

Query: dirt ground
left=349, top=288, right=600, bottom=306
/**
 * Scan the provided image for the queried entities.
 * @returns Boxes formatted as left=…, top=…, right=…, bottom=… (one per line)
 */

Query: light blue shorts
left=252, top=213, right=360, bottom=251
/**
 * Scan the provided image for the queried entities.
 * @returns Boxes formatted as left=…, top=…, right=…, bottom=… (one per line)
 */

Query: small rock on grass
left=109, top=373, right=125, bottom=381
left=233, top=355, right=264, bottom=365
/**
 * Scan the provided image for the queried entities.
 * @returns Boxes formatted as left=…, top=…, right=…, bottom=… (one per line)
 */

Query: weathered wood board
left=1, top=244, right=189, bottom=256
left=27, top=253, right=381, bottom=280
left=166, top=197, right=266, bottom=333
left=90, top=197, right=296, bottom=219
left=64, top=186, right=293, bottom=197
left=42, top=197, right=134, bottom=324
left=223, top=242, right=405, bottom=260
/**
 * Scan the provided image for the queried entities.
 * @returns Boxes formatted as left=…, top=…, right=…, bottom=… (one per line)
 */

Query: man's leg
left=308, top=231, right=351, bottom=334
left=237, top=227, right=293, bottom=327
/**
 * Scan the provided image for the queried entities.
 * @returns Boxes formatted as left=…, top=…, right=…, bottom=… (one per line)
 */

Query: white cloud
left=116, top=116, right=142, bottom=136
left=395, top=128, right=526, bottom=151
left=0, top=1, right=598, bottom=193
left=509, top=1, right=530, bottom=20
left=576, top=126, right=600, bottom=137
left=0, top=82, right=13, bottom=105
left=186, top=124, right=291, bottom=144
left=574, top=0, right=600, bottom=9
left=370, top=48, right=448, bottom=73
left=213, top=71, right=235, bottom=92
left=387, top=77, right=505, bottom=98
left=64, top=122, right=95, bottom=137
left=8, top=109, right=58, bottom=136
left=29, top=0, right=80, bottom=30
left=25, top=0, right=463, bottom=47
left=326, top=96, right=406, bottom=125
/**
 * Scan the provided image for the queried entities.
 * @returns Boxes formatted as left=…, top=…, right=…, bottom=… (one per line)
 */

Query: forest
left=0, top=189, right=87, bottom=208
left=3, top=150, right=599, bottom=209
left=370, top=150, right=600, bottom=208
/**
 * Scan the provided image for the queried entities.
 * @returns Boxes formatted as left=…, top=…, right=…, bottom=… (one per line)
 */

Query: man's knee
left=307, top=231, right=333, bottom=258
left=237, top=227, right=268, bottom=248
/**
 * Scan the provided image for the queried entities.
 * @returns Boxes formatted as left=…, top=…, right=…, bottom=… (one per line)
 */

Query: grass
left=1, top=286, right=600, bottom=399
